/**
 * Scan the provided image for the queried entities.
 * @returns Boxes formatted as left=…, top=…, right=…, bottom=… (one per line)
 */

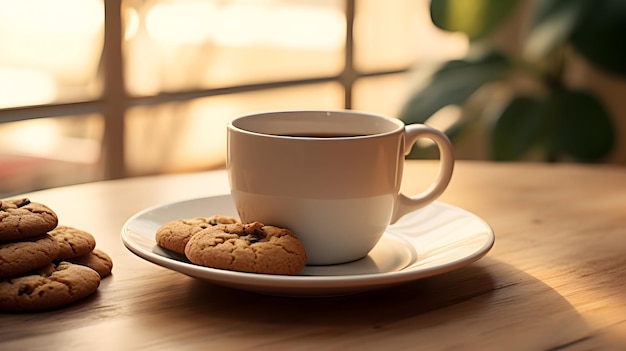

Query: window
left=0, top=0, right=466, bottom=197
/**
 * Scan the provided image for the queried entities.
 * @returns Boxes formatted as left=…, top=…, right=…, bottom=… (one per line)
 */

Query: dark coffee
left=280, top=132, right=369, bottom=138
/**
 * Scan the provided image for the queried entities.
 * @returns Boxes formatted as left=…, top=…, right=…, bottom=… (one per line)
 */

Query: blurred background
left=0, top=0, right=624, bottom=197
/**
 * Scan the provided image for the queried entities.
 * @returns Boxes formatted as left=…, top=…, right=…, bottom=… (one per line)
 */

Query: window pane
left=0, top=114, right=104, bottom=197
left=125, top=82, right=344, bottom=175
left=0, top=0, right=104, bottom=108
left=124, top=0, right=346, bottom=96
left=352, top=73, right=413, bottom=118
left=354, top=0, right=468, bottom=72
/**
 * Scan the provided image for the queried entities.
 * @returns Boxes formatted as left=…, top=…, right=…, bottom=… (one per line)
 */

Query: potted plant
left=400, top=0, right=625, bottom=162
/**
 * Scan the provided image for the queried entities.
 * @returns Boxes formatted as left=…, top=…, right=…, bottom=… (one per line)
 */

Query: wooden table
left=1, top=161, right=625, bottom=350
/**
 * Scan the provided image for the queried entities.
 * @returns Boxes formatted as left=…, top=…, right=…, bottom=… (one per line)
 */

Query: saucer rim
left=121, top=194, right=495, bottom=295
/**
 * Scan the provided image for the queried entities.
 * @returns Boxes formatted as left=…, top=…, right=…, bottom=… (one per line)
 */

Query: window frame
left=0, top=0, right=410, bottom=181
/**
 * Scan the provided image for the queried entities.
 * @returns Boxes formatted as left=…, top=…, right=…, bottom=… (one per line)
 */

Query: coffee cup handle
left=391, top=124, right=455, bottom=223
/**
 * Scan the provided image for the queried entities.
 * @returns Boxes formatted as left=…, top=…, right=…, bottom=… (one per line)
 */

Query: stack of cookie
left=156, top=215, right=307, bottom=275
left=0, top=198, right=113, bottom=312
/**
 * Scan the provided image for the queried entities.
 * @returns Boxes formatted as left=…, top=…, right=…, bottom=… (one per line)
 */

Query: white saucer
left=122, top=195, right=495, bottom=296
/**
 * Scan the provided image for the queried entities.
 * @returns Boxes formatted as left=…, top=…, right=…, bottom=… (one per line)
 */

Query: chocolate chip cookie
left=49, top=225, right=97, bottom=261
left=0, top=198, right=58, bottom=243
left=0, top=234, right=60, bottom=278
left=184, top=222, right=307, bottom=275
left=0, top=262, right=101, bottom=311
left=156, top=215, right=240, bottom=254
left=67, top=249, right=113, bottom=278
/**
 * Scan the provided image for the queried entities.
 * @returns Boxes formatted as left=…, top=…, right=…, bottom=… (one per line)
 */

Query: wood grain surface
left=1, top=161, right=625, bottom=350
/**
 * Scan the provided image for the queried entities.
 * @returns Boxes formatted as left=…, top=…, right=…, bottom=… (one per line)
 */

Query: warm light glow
left=0, top=0, right=103, bottom=37
left=0, top=0, right=477, bottom=197
left=419, top=105, right=463, bottom=147
left=426, top=105, right=463, bottom=131
left=124, top=7, right=141, bottom=41
left=0, top=119, right=100, bottom=163
left=0, top=68, right=57, bottom=108
left=2, top=119, right=60, bottom=154
left=0, top=0, right=104, bottom=98
left=145, top=1, right=217, bottom=44
left=144, top=1, right=344, bottom=50
left=211, top=3, right=263, bottom=47
left=270, top=6, right=345, bottom=50
left=355, top=0, right=468, bottom=72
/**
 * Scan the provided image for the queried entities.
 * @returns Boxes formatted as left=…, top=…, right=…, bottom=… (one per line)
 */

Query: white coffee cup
left=227, top=110, right=454, bottom=265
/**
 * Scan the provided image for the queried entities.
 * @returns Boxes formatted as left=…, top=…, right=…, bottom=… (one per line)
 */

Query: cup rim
left=228, top=110, right=405, bottom=140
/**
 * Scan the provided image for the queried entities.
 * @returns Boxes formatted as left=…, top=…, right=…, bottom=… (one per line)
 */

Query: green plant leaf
left=524, top=0, right=586, bottom=60
left=551, top=90, right=615, bottom=161
left=399, top=50, right=511, bottom=125
left=569, top=0, right=626, bottom=77
left=490, top=96, right=548, bottom=160
left=430, top=0, right=520, bottom=41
